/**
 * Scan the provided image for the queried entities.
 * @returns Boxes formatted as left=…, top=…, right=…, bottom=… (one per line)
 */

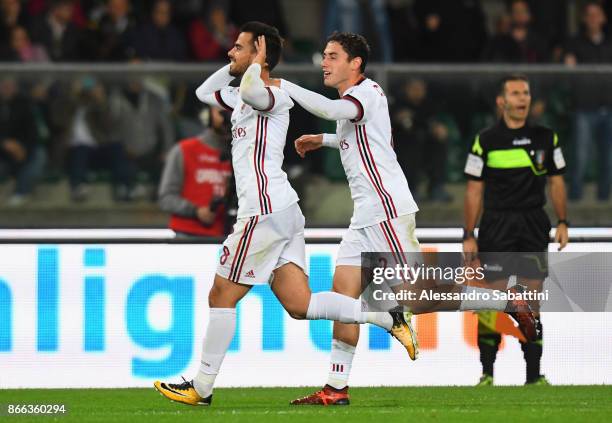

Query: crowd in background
left=1, top=0, right=611, bottom=207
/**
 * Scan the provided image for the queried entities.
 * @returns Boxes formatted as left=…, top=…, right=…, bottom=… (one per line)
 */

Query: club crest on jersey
left=340, top=139, right=349, bottom=150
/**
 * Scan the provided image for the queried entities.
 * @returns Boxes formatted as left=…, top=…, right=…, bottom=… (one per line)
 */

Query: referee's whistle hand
left=463, top=238, right=478, bottom=265
left=555, top=224, right=569, bottom=251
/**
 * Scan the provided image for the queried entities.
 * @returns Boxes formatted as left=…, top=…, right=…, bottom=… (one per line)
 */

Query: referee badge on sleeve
left=553, top=147, right=566, bottom=169
left=465, top=153, right=484, bottom=177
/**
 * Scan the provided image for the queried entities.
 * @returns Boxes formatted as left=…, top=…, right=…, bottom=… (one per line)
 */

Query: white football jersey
left=214, top=86, right=299, bottom=218
left=335, top=78, right=418, bottom=228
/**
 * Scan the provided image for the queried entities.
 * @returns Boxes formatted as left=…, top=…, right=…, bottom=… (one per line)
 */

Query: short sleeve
left=214, top=87, right=239, bottom=111
left=547, top=131, right=566, bottom=175
left=464, top=134, right=487, bottom=180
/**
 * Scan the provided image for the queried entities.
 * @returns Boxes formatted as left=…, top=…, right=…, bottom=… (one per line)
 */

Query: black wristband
left=462, top=228, right=475, bottom=240
left=558, top=219, right=569, bottom=227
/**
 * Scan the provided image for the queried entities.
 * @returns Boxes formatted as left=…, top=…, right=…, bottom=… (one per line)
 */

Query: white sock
left=327, top=339, right=356, bottom=389
left=193, top=308, right=236, bottom=398
left=459, top=286, right=508, bottom=311
left=306, top=292, right=393, bottom=330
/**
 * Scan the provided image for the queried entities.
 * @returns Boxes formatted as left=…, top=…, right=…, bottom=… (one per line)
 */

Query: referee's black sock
left=478, top=331, right=501, bottom=377
left=522, top=319, right=543, bottom=383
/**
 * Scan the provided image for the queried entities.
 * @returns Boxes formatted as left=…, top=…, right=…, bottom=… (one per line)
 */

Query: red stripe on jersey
left=261, top=117, right=272, bottom=212
left=362, top=126, right=398, bottom=217
left=358, top=125, right=395, bottom=218
left=253, top=116, right=265, bottom=214
left=356, top=126, right=391, bottom=221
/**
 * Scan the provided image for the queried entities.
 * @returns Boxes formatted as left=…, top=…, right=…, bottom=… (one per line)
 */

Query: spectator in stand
left=229, top=0, right=287, bottom=37
left=392, top=78, right=454, bottom=202
left=324, top=0, right=394, bottom=62
left=565, top=1, right=612, bottom=202
left=126, top=0, right=186, bottom=61
left=188, top=4, right=237, bottom=62
left=159, top=106, right=232, bottom=239
left=0, top=77, right=47, bottom=206
left=413, top=0, right=487, bottom=62
left=29, top=0, right=81, bottom=61
left=0, top=0, right=27, bottom=45
left=1, top=25, right=49, bottom=61
left=52, top=77, right=133, bottom=202
left=482, top=0, right=549, bottom=63
left=107, top=77, right=175, bottom=196
left=26, top=0, right=89, bottom=27
left=93, top=0, right=135, bottom=61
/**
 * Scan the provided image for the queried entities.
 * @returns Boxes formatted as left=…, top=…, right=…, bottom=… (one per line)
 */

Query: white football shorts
left=336, top=213, right=421, bottom=267
left=216, top=202, right=307, bottom=285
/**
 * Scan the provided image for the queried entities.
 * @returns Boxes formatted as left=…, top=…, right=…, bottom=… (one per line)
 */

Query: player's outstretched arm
left=280, top=79, right=359, bottom=121
left=195, top=64, right=235, bottom=106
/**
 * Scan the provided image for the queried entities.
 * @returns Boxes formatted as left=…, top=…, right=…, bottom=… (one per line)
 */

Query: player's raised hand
left=294, top=134, right=323, bottom=158
left=254, top=35, right=267, bottom=67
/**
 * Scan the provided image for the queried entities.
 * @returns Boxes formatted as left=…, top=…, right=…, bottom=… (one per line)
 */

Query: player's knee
left=284, top=303, right=307, bottom=320
left=208, top=284, right=233, bottom=308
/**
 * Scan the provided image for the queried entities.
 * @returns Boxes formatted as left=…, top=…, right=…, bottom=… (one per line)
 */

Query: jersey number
left=220, top=246, right=230, bottom=265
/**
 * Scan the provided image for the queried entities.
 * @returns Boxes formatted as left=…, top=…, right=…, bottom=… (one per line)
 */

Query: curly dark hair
left=326, top=31, right=370, bottom=73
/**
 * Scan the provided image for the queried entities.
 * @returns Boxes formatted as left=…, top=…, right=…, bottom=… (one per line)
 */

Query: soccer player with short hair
left=276, top=32, right=538, bottom=405
left=153, top=22, right=416, bottom=407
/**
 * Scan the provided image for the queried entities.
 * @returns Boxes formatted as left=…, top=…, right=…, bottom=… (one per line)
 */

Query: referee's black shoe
left=504, top=285, right=538, bottom=342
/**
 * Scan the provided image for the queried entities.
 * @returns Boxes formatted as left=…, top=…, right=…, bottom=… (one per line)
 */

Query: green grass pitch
left=1, top=386, right=611, bottom=422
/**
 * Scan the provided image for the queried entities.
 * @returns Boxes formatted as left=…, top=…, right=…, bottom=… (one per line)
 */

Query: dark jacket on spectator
left=482, top=31, right=549, bottom=63
left=28, top=15, right=80, bottom=61
left=0, top=93, right=37, bottom=159
left=566, top=33, right=612, bottom=109
left=126, top=20, right=187, bottom=61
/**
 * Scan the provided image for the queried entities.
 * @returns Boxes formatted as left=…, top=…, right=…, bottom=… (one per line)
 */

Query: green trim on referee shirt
left=471, top=135, right=483, bottom=156
left=487, top=148, right=547, bottom=175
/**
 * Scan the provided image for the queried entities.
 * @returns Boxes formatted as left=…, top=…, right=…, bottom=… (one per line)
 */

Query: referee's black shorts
left=477, top=208, right=550, bottom=280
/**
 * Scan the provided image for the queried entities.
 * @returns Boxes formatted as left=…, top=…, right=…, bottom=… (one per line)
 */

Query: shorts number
left=220, top=246, right=230, bottom=265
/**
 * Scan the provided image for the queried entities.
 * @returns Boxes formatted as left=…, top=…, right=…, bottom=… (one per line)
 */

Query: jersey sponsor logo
left=232, top=126, right=247, bottom=139
left=513, top=137, right=532, bottom=146
left=340, top=139, right=349, bottom=150
left=553, top=147, right=566, bottom=169
left=464, top=153, right=484, bottom=177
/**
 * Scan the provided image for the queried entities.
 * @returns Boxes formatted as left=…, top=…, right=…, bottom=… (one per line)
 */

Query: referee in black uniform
left=463, top=74, right=569, bottom=385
